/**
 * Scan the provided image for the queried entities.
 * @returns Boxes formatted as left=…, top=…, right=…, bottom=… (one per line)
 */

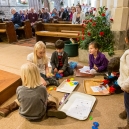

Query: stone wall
left=0, top=0, right=29, bottom=19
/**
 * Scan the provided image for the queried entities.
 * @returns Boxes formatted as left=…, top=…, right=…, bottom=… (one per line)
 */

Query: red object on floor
left=109, top=86, right=116, bottom=93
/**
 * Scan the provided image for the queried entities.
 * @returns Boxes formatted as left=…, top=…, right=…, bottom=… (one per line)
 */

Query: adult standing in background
left=72, top=4, right=85, bottom=24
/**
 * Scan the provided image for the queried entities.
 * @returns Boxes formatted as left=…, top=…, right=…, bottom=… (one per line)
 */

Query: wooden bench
left=57, top=21, right=72, bottom=24
left=17, top=20, right=32, bottom=39
left=0, top=22, right=17, bottom=43
left=61, top=30, right=81, bottom=33
left=35, top=22, right=85, bottom=32
left=36, top=31, right=81, bottom=42
left=0, top=70, right=22, bottom=105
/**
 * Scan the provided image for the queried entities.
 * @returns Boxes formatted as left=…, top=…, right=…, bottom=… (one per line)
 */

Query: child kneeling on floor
left=27, top=41, right=59, bottom=86
left=50, top=40, right=73, bottom=78
left=102, top=57, right=123, bottom=94
left=0, top=63, right=67, bottom=120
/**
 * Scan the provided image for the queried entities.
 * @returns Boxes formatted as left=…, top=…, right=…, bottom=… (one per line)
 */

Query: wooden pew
left=0, top=22, right=17, bottom=43
left=17, top=20, right=32, bottom=39
left=57, top=21, right=72, bottom=24
left=61, top=30, right=81, bottom=33
left=0, top=70, right=22, bottom=105
left=35, top=22, right=85, bottom=32
left=36, top=31, right=81, bottom=43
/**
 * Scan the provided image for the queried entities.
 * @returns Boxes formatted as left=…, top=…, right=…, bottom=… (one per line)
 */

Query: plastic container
left=64, top=41, right=78, bottom=57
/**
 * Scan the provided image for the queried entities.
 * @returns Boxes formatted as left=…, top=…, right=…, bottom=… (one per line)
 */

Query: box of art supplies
left=83, top=79, right=110, bottom=95
left=58, top=91, right=96, bottom=120
left=56, top=79, right=79, bottom=93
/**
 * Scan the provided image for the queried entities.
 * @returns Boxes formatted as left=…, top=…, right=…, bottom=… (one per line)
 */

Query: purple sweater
left=89, top=52, right=109, bottom=72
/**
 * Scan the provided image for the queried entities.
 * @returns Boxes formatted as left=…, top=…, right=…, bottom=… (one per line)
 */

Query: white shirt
left=118, top=49, right=129, bottom=91
left=27, top=53, right=47, bottom=74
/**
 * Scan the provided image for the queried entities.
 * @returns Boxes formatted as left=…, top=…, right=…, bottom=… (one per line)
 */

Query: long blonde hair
left=21, top=62, right=42, bottom=88
left=33, top=41, right=48, bottom=65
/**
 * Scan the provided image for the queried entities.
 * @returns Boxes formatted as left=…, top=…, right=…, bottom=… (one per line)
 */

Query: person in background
left=10, top=8, right=22, bottom=30
left=38, top=9, right=42, bottom=19
left=41, top=7, right=50, bottom=23
left=21, top=9, right=28, bottom=21
left=28, top=7, right=38, bottom=24
left=45, top=7, right=51, bottom=18
left=51, top=8, right=59, bottom=18
left=72, top=4, right=85, bottom=24
left=19, top=9, right=23, bottom=19
left=70, top=6, right=76, bottom=21
left=65, top=7, right=71, bottom=21
left=59, top=7, right=67, bottom=21
left=27, top=7, right=38, bottom=36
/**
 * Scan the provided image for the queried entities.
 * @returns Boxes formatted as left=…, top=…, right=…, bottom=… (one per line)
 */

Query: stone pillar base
left=78, top=48, right=125, bottom=63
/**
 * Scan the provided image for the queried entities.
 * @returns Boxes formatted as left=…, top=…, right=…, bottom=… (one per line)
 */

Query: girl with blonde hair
left=0, top=62, right=67, bottom=120
left=27, top=41, right=59, bottom=86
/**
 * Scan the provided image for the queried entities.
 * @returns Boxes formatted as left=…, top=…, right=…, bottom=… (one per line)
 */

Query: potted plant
left=79, top=6, right=114, bottom=56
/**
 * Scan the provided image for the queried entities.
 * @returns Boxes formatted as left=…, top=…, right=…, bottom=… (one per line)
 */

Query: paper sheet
left=56, top=81, right=79, bottom=93
left=79, top=66, right=90, bottom=74
left=66, top=98, right=92, bottom=120
left=48, top=62, right=51, bottom=67
left=91, top=86, right=108, bottom=92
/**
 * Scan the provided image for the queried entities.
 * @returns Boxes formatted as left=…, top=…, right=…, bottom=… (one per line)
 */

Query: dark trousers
left=52, top=67, right=74, bottom=77
left=124, top=92, right=129, bottom=118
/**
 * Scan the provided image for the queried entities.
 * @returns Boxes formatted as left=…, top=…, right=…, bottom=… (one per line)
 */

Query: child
left=27, top=41, right=59, bottom=86
left=50, top=40, right=73, bottom=77
left=0, top=63, right=67, bottom=120
left=118, top=29, right=129, bottom=129
left=88, top=42, right=109, bottom=74
left=102, top=57, right=123, bottom=94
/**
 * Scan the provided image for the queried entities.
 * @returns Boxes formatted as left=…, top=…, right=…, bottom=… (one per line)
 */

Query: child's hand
left=58, top=70, right=63, bottom=74
left=46, top=73, right=54, bottom=78
left=41, top=78, right=47, bottom=86
left=54, top=68, right=58, bottom=73
left=42, top=80, right=47, bottom=86
left=94, top=65, right=98, bottom=71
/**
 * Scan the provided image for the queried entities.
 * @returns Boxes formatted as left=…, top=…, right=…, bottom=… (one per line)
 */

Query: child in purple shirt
left=89, top=42, right=109, bottom=74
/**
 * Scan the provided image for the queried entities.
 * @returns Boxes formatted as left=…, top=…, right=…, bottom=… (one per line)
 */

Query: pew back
left=0, top=22, right=17, bottom=43
left=35, top=22, right=84, bottom=32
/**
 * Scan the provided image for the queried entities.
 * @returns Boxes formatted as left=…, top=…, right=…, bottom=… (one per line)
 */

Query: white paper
left=79, top=66, right=90, bottom=74
left=91, top=86, right=107, bottom=92
left=56, top=81, right=79, bottom=93
left=66, top=98, right=92, bottom=120
left=48, top=62, right=51, bottom=67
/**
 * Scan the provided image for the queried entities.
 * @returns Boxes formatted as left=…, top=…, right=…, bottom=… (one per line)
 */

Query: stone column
left=107, top=0, right=114, bottom=11
left=111, top=0, right=129, bottom=50
left=49, top=1, right=54, bottom=12
left=91, top=0, right=100, bottom=9
left=100, top=0, right=107, bottom=7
